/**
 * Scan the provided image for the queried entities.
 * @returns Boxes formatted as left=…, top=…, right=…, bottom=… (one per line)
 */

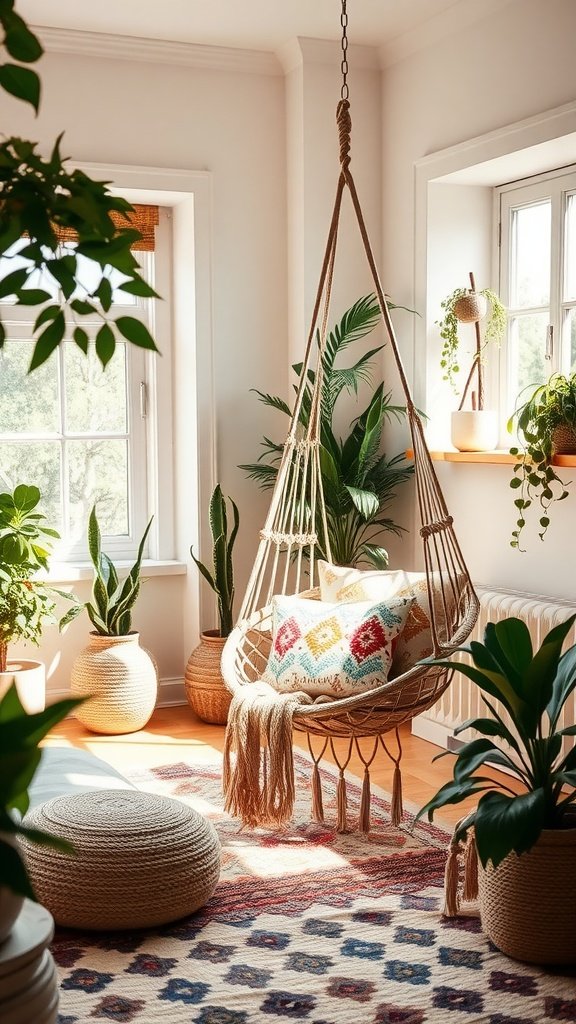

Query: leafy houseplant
left=0, top=682, right=82, bottom=913
left=240, top=294, right=413, bottom=569
left=0, top=5, right=159, bottom=369
left=61, top=506, right=153, bottom=635
left=186, top=485, right=239, bottom=725
left=438, top=275, right=506, bottom=405
left=508, top=371, right=575, bottom=550
left=0, top=484, right=75, bottom=710
left=63, top=508, right=158, bottom=735
left=417, top=614, right=576, bottom=963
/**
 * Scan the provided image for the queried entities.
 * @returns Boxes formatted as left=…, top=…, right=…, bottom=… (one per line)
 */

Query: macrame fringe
left=337, top=771, right=347, bottom=833
left=463, top=829, right=479, bottom=901
left=442, top=836, right=462, bottom=918
left=359, top=767, right=371, bottom=833
left=223, top=682, right=306, bottom=828
left=391, top=763, right=403, bottom=826
left=311, top=762, right=324, bottom=823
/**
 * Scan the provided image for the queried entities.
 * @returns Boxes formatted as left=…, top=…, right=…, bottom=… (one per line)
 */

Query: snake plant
left=191, top=485, right=239, bottom=637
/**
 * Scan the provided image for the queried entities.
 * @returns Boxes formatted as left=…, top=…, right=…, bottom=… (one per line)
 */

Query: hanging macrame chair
left=221, top=4, right=479, bottom=832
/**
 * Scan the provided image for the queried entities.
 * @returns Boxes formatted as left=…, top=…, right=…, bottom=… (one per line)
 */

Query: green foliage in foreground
left=417, top=614, right=576, bottom=869
left=0, top=682, right=84, bottom=898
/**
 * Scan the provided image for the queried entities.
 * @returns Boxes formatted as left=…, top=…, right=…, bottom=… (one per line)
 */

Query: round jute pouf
left=22, top=790, right=221, bottom=930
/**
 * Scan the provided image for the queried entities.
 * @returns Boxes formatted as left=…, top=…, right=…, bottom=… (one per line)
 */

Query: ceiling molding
left=34, top=25, right=282, bottom=76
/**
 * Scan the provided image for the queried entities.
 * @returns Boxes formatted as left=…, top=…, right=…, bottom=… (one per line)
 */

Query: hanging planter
left=438, top=273, right=507, bottom=452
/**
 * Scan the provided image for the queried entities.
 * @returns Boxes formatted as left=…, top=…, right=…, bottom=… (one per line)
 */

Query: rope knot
left=336, top=99, right=351, bottom=170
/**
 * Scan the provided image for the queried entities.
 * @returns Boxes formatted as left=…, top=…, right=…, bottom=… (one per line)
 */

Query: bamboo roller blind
left=54, top=204, right=160, bottom=252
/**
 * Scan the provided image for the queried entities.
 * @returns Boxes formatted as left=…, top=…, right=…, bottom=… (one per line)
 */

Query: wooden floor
left=45, top=704, right=512, bottom=831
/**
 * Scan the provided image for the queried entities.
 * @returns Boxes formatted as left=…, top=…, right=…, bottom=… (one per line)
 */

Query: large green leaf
left=547, top=627, right=576, bottom=729
left=452, top=737, right=521, bottom=783
left=345, top=486, right=379, bottom=522
left=474, top=789, right=547, bottom=868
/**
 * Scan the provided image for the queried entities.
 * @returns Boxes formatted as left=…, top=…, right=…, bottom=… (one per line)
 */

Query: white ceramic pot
left=451, top=410, right=498, bottom=452
left=0, top=662, right=45, bottom=714
left=71, top=632, right=158, bottom=735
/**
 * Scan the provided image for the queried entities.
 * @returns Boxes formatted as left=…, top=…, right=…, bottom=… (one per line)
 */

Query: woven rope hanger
left=221, top=0, right=479, bottom=832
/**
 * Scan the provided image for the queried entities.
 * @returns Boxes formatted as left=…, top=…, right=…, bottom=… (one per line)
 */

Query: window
left=499, top=167, right=576, bottom=415
left=0, top=205, right=169, bottom=561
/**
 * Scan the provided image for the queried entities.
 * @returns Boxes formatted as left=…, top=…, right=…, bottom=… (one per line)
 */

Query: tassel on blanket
left=391, top=763, right=403, bottom=826
left=442, top=833, right=462, bottom=918
left=336, top=771, right=347, bottom=833
left=359, top=767, right=371, bottom=833
left=311, top=762, right=324, bottom=823
left=223, top=681, right=309, bottom=828
left=463, top=829, right=479, bottom=902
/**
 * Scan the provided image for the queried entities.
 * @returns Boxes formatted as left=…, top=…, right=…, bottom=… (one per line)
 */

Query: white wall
left=381, top=0, right=576, bottom=599
left=1, top=45, right=288, bottom=697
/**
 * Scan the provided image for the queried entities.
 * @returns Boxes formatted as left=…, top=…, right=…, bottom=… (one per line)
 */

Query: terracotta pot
left=0, top=661, right=45, bottom=714
left=451, top=410, right=498, bottom=452
left=185, top=631, right=231, bottom=725
left=71, top=632, right=157, bottom=735
left=453, top=290, right=488, bottom=324
left=478, top=827, right=576, bottom=965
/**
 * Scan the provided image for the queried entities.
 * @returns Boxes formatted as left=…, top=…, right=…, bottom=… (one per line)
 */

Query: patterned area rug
left=54, top=752, right=576, bottom=1023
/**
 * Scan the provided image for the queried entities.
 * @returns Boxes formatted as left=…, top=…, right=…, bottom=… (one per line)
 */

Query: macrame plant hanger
left=222, top=0, right=479, bottom=833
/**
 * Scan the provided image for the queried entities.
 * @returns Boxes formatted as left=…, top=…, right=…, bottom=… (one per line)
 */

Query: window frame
left=497, top=164, right=576, bottom=424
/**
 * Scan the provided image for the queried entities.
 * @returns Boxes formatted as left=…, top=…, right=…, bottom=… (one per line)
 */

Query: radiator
left=412, top=587, right=576, bottom=750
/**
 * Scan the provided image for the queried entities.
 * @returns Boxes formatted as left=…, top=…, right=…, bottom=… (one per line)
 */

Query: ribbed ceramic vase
left=71, top=632, right=157, bottom=735
left=478, top=827, right=576, bottom=965
left=185, top=631, right=231, bottom=725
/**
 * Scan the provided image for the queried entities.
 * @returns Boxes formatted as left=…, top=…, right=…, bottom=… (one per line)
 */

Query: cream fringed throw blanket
left=223, top=682, right=313, bottom=828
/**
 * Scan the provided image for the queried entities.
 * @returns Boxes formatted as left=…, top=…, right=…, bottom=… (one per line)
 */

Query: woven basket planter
left=453, top=291, right=488, bottom=324
left=552, top=422, right=576, bottom=454
left=71, top=632, right=158, bottom=735
left=478, top=827, right=576, bottom=965
left=185, top=631, right=231, bottom=725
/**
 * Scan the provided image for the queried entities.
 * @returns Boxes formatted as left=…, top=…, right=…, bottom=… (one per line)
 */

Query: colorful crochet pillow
left=263, top=594, right=414, bottom=698
left=317, top=561, right=460, bottom=676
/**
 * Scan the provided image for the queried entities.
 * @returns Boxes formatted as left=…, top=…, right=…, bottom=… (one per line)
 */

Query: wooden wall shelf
left=406, top=449, right=576, bottom=467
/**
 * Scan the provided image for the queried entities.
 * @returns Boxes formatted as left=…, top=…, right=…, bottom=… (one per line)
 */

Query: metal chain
left=340, top=0, right=349, bottom=100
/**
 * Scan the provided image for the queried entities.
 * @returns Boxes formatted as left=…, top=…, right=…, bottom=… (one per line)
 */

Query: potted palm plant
left=185, top=485, right=239, bottom=724
left=417, top=613, right=576, bottom=965
left=61, top=507, right=157, bottom=734
left=0, top=484, right=76, bottom=712
left=508, top=371, right=576, bottom=550
left=438, top=272, right=506, bottom=452
left=241, top=294, right=413, bottom=569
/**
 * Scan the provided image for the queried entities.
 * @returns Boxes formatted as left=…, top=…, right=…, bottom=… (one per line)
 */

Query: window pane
left=0, top=341, right=60, bottom=433
left=566, top=194, right=576, bottom=302
left=64, top=343, right=128, bottom=434
left=0, top=441, right=62, bottom=527
left=0, top=240, right=137, bottom=305
left=511, top=312, right=550, bottom=395
left=511, top=201, right=551, bottom=308
left=568, top=308, right=576, bottom=372
left=67, top=439, right=129, bottom=542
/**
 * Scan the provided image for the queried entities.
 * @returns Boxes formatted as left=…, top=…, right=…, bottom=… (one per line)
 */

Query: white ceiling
left=18, top=0, right=480, bottom=54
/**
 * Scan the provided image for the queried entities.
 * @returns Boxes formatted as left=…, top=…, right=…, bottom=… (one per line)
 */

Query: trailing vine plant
left=437, top=276, right=506, bottom=407
left=0, top=1, right=159, bottom=369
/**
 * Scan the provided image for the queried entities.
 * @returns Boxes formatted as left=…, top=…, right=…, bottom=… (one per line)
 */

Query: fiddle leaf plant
left=241, top=294, right=414, bottom=569
left=417, top=613, right=576, bottom=869
left=190, top=485, right=239, bottom=638
left=0, top=4, right=159, bottom=370
left=0, top=483, right=76, bottom=672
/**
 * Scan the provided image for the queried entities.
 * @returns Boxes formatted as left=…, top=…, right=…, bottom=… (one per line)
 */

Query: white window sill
left=44, top=560, right=187, bottom=584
